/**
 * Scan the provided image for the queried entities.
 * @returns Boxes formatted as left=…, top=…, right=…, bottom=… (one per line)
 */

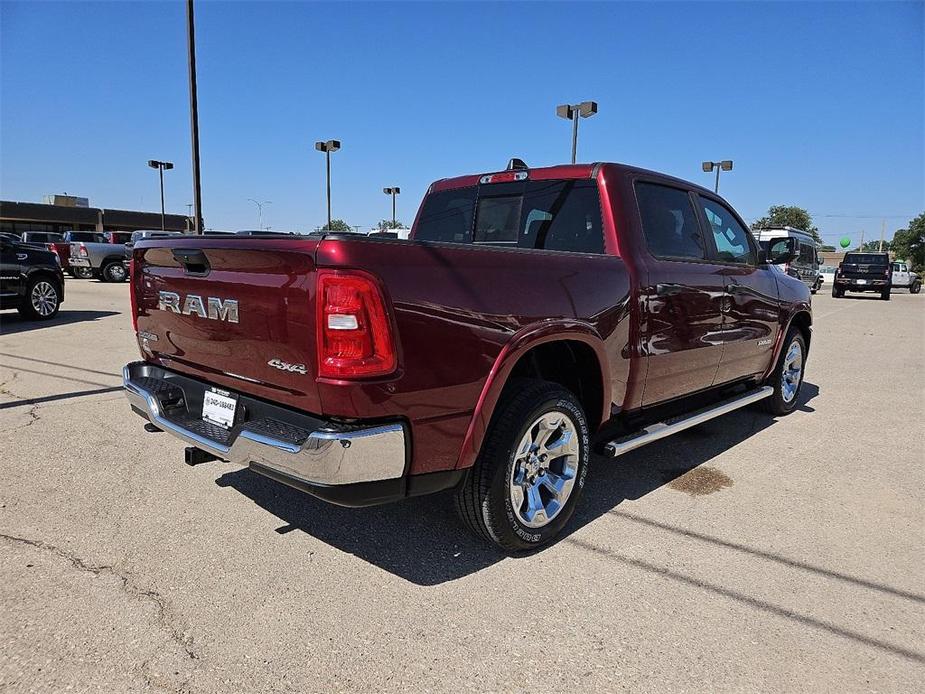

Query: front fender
left=455, top=320, right=611, bottom=471
left=764, top=303, right=812, bottom=380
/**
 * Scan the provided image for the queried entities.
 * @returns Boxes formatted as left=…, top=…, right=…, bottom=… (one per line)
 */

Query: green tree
left=891, top=213, right=925, bottom=271
left=860, top=240, right=890, bottom=253
left=751, top=205, right=821, bottom=243
left=820, top=244, right=836, bottom=252
left=376, top=219, right=405, bottom=230
left=324, top=218, right=352, bottom=232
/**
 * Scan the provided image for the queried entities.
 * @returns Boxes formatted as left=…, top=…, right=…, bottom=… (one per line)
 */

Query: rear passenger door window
left=698, top=197, right=756, bottom=265
left=635, top=182, right=706, bottom=260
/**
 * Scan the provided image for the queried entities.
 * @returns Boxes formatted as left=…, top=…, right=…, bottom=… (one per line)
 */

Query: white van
left=754, top=226, right=821, bottom=293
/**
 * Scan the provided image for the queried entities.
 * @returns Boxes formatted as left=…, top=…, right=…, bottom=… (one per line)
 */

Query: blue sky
left=1, top=1, right=922, bottom=244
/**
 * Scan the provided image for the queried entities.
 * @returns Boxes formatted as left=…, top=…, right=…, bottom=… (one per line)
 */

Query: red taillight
left=78, top=243, right=88, bottom=257
left=316, top=270, right=396, bottom=379
left=129, top=258, right=138, bottom=331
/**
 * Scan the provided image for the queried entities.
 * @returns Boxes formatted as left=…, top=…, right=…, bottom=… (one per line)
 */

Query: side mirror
left=766, top=237, right=798, bottom=265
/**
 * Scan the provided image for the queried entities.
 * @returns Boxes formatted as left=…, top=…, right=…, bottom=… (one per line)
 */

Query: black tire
left=761, top=328, right=806, bottom=416
left=17, top=275, right=61, bottom=320
left=72, top=266, right=94, bottom=279
left=881, top=288, right=891, bottom=301
left=910, top=282, right=920, bottom=295
left=831, top=285, right=843, bottom=298
left=455, top=380, right=591, bottom=553
left=101, top=260, right=127, bottom=283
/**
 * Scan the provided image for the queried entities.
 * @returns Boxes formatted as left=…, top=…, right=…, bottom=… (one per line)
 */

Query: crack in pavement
left=1, top=533, right=200, bottom=690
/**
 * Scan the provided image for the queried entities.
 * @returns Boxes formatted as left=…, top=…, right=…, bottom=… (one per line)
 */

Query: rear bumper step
left=123, top=361, right=408, bottom=487
left=604, top=386, right=773, bottom=457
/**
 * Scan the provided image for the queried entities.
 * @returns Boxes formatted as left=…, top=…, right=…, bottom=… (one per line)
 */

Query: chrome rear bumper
left=123, top=361, right=407, bottom=487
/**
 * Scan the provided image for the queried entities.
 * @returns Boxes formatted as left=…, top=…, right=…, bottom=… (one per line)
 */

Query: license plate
left=856, top=279, right=867, bottom=285
left=202, top=389, right=237, bottom=428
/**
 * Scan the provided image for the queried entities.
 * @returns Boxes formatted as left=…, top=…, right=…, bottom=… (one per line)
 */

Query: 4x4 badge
left=267, top=358, right=307, bottom=375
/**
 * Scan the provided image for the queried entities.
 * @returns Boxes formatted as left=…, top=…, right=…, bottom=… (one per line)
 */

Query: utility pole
left=187, top=0, right=204, bottom=234
left=859, top=230, right=864, bottom=252
left=878, top=219, right=885, bottom=252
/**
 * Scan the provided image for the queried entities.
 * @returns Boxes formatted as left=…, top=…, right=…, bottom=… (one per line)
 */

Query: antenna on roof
left=507, top=158, right=528, bottom=171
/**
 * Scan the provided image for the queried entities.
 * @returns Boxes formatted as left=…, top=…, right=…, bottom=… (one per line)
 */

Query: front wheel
left=910, top=281, right=920, bottom=295
left=101, top=260, right=127, bottom=283
left=17, top=276, right=61, bottom=320
left=455, top=380, right=591, bottom=553
left=762, top=329, right=806, bottom=416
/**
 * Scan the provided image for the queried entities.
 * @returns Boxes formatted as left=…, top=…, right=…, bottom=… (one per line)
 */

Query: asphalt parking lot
left=1, top=279, right=922, bottom=693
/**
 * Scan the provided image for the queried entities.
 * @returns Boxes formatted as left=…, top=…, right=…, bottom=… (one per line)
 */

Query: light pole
left=556, top=101, right=598, bottom=164
left=247, top=199, right=271, bottom=230
left=186, top=0, right=203, bottom=234
left=383, top=187, right=400, bottom=227
left=314, top=140, right=341, bottom=230
left=147, top=160, right=174, bottom=231
left=701, top=160, right=733, bottom=193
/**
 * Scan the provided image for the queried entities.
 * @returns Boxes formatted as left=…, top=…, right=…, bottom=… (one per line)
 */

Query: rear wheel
left=831, top=285, right=843, bottom=298
left=455, top=380, right=590, bottom=553
left=72, top=266, right=94, bottom=279
left=762, top=329, right=806, bottom=416
left=17, top=276, right=61, bottom=320
left=101, top=260, right=127, bottom=283
left=881, top=288, right=891, bottom=301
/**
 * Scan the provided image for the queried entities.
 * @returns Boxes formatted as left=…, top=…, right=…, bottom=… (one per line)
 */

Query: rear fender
left=455, top=320, right=610, bottom=471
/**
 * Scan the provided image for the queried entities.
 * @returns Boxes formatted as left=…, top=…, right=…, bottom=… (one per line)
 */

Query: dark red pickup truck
left=123, top=162, right=811, bottom=551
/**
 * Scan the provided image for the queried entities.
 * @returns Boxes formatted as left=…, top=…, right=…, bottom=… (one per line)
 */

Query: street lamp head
left=720, top=160, right=733, bottom=171
left=578, top=101, right=598, bottom=118
left=148, top=160, right=159, bottom=169
left=163, top=161, right=174, bottom=170
left=556, top=104, right=574, bottom=120
left=383, top=187, right=400, bottom=195
left=316, top=140, right=341, bottom=153
left=702, top=161, right=716, bottom=172
left=314, top=141, right=325, bottom=152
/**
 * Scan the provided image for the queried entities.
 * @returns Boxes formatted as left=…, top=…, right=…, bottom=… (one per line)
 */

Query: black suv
left=832, top=252, right=892, bottom=300
left=0, top=235, right=65, bottom=319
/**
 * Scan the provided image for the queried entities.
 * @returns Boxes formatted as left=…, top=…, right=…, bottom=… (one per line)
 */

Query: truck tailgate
left=133, top=236, right=324, bottom=413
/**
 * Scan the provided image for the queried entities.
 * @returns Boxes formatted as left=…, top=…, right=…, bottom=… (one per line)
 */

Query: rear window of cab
left=414, top=180, right=604, bottom=254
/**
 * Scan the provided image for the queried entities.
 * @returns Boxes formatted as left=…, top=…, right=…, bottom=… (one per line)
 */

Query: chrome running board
left=604, top=386, right=773, bottom=457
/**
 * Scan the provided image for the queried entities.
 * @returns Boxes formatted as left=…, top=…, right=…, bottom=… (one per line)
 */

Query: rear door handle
left=656, top=283, right=685, bottom=297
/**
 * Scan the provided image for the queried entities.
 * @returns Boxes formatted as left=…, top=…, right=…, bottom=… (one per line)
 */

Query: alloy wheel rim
left=508, top=410, right=580, bottom=528
left=31, top=281, right=57, bottom=316
left=109, top=264, right=126, bottom=281
left=781, top=340, right=803, bottom=403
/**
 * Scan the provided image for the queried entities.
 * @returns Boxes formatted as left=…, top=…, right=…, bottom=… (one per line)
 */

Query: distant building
left=41, top=194, right=89, bottom=208
left=0, top=195, right=191, bottom=236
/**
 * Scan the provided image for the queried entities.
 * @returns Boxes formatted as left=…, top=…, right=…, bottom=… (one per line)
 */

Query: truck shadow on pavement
left=215, top=382, right=820, bottom=586
left=0, top=310, right=118, bottom=335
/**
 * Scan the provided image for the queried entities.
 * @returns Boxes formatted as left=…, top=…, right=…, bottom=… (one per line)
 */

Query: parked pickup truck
left=68, top=233, right=130, bottom=282
left=123, top=161, right=812, bottom=552
left=831, top=252, right=892, bottom=299
left=890, top=261, right=921, bottom=294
